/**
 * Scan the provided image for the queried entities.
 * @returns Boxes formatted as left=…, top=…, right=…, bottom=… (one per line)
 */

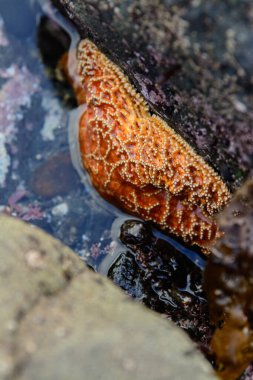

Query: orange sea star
left=70, top=39, right=230, bottom=249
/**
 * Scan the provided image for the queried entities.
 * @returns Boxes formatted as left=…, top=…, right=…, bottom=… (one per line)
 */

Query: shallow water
left=0, top=0, right=211, bottom=351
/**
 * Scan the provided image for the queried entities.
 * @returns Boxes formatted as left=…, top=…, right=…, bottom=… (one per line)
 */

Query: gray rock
left=0, top=215, right=216, bottom=380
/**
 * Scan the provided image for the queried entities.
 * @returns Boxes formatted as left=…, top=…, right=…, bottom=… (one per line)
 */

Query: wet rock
left=38, top=16, right=71, bottom=69
left=119, top=219, right=153, bottom=245
left=204, top=179, right=253, bottom=379
left=31, top=152, right=79, bottom=198
left=37, top=16, right=77, bottom=109
left=109, top=219, right=212, bottom=356
left=53, top=0, right=253, bottom=191
left=0, top=214, right=216, bottom=380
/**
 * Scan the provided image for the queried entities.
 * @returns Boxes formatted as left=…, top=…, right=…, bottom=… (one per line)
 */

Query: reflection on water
left=0, top=0, right=211, bottom=351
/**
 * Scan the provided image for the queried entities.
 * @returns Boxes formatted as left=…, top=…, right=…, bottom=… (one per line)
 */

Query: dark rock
left=119, top=219, right=153, bottom=246
left=52, top=0, right=253, bottom=191
left=37, top=16, right=71, bottom=69
left=109, top=219, right=212, bottom=356
left=204, top=179, right=253, bottom=379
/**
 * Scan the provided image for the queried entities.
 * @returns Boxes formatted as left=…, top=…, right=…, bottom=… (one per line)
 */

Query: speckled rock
left=53, top=0, right=253, bottom=191
left=0, top=215, right=216, bottom=380
left=204, top=179, right=253, bottom=379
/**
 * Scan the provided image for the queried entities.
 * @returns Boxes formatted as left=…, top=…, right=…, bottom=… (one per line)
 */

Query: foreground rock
left=0, top=215, right=215, bottom=380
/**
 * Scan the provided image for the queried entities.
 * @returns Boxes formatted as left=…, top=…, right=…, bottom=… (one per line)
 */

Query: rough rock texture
left=0, top=215, right=216, bottom=380
left=53, top=0, right=253, bottom=191
left=204, top=179, right=253, bottom=380
left=109, top=219, right=212, bottom=357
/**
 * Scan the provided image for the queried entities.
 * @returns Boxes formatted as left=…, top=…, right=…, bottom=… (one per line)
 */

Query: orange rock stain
left=71, top=39, right=230, bottom=249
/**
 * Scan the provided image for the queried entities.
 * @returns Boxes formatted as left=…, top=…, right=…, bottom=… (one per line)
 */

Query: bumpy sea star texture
left=54, top=0, right=253, bottom=190
left=73, top=39, right=230, bottom=248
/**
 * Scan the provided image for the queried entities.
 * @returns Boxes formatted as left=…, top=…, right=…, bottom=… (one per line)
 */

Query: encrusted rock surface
left=204, top=179, right=253, bottom=380
left=0, top=215, right=216, bottom=380
left=53, top=0, right=253, bottom=191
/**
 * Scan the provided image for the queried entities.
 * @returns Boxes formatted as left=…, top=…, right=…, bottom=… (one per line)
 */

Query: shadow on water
left=0, top=0, right=211, bottom=355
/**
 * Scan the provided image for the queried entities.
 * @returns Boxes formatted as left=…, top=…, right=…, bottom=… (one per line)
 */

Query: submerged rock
left=31, top=152, right=79, bottom=198
left=0, top=0, right=37, bottom=39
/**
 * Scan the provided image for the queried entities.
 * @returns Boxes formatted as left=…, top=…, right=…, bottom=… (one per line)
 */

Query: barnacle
left=70, top=39, right=230, bottom=249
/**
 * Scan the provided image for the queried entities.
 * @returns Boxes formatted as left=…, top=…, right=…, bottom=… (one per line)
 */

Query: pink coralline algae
left=0, top=64, right=40, bottom=138
left=0, top=64, right=40, bottom=186
left=6, top=189, right=44, bottom=221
